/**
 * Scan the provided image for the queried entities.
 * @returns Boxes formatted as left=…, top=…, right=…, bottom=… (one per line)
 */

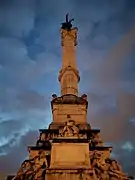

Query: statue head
left=111, top=160, right=118, bottom=168
left=67, top=120, right=75, bottom=126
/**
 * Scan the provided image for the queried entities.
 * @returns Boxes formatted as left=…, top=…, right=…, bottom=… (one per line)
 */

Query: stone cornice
left=61, top=27, right=78, bottom=46
left=51, top=94, right=88, bottom=109
left=58, top=66, right=80, bottom=82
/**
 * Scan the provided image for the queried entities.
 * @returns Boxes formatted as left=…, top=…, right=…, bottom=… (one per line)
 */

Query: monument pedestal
left=50, top=141, right=90, bottom=168
left=46, top=168, right=97, bottom=180
left=45, top=139, right=95, bottom=180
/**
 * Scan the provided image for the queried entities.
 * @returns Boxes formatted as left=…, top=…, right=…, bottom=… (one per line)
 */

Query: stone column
left=58, top=28, right=80, bottom=96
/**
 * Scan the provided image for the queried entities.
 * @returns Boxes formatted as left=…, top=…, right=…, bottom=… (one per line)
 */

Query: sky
left=0, top=0, right=135, bottom=178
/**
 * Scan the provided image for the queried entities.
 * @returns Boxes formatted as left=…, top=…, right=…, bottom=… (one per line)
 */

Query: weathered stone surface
left=50, top=143, right=90, bottom=168
left=52, top=103, right=87, bottom=124
left=45, top=169, right=96, bottom=180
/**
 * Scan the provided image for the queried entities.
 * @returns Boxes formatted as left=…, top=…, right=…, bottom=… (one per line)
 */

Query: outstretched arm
left=69, top=18, right=74, bottom=23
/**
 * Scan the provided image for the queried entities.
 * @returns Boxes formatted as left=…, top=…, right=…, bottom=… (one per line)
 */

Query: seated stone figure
left=90, top=151, right=101, bottom=176
left=13, top=160, right=34, bottom=180
left=63, top=121, right=74, bottom=137
left=13, top=150, right=48, bottom=180
left=96, top=153, right=110, bottom=179
left=69, top=120, right=79, bottom=137
left=33, top=150, right=48, bottom=180
left=90, top=151, right=110, bottom=180
left=59, top=120, right=79, bottom=137
left=109, top=160, right=128, bottom=179
left=90, top=151, right=131, bottom=180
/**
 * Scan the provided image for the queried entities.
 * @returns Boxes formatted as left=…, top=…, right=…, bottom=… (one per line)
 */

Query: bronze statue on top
left=61, top=13, right=74, bottom=30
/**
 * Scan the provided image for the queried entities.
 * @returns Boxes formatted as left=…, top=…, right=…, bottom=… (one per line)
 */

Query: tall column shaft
left=59, top=28, right=80, bottom=96
left=61, top=28, right=77, bottom=68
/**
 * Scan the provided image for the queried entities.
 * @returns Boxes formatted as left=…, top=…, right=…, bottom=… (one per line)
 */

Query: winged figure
left=61, top=13, right=74, bottom=30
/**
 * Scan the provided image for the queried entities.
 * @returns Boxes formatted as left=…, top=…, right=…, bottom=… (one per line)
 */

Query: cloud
left=97, top=26, right=135, bottom=90
left=0, top=0, right=60, bottom=161
left=117, top=92, right=135, bottom=118
left=0, top=0, right=36, bottom=38
left=0, top=130, right=38, bottom=174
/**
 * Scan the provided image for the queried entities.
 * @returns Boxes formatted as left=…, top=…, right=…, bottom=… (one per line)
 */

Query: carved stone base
left=50, top=143, right=90, bottom=168
left=45, top=168, right=97, bottom=180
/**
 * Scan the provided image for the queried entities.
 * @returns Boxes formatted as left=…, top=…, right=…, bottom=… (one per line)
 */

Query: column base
left=45, top=168, right=97, bottom=180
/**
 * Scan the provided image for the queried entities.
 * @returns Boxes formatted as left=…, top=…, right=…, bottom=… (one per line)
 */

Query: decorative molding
left=58, top=120, right=79, bottom=138
left=61, top=28, right=78, bottom=46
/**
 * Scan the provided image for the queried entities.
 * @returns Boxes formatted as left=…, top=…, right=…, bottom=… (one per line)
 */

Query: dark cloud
left=0, top=130, right=38, bottom=175
left=117, top=93, right=135, bottom=118
left=0, top=0, right=135, bottom=177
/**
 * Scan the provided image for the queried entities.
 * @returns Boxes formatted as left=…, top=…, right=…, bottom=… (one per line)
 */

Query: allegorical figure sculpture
left=61, top=13, right=74, bottom=30
left=12, top=150, right=48, bottom=180
left=59, top=120, right=79, bottom=137
left=12, top=160, right=34, bottom=180
left=33, top=150, right=48, bottom=180
left=91, top=151, right=110, bottom=179
left=109, top=160, right=129, bottom=180
left=89, top=150, right=133, bottom=180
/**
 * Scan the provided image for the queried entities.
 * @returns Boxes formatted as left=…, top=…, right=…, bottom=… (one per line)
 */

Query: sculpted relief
left=59, top=120, right=79, bottom=138
left=61, top=28, right=77, bottom=46
left=13, top=150, right=48, bottom=180
left=90, top=151, right=132, bottom=180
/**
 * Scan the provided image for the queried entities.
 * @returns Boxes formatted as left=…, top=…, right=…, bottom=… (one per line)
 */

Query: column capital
left=61, top=28, right=78, bottom=46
